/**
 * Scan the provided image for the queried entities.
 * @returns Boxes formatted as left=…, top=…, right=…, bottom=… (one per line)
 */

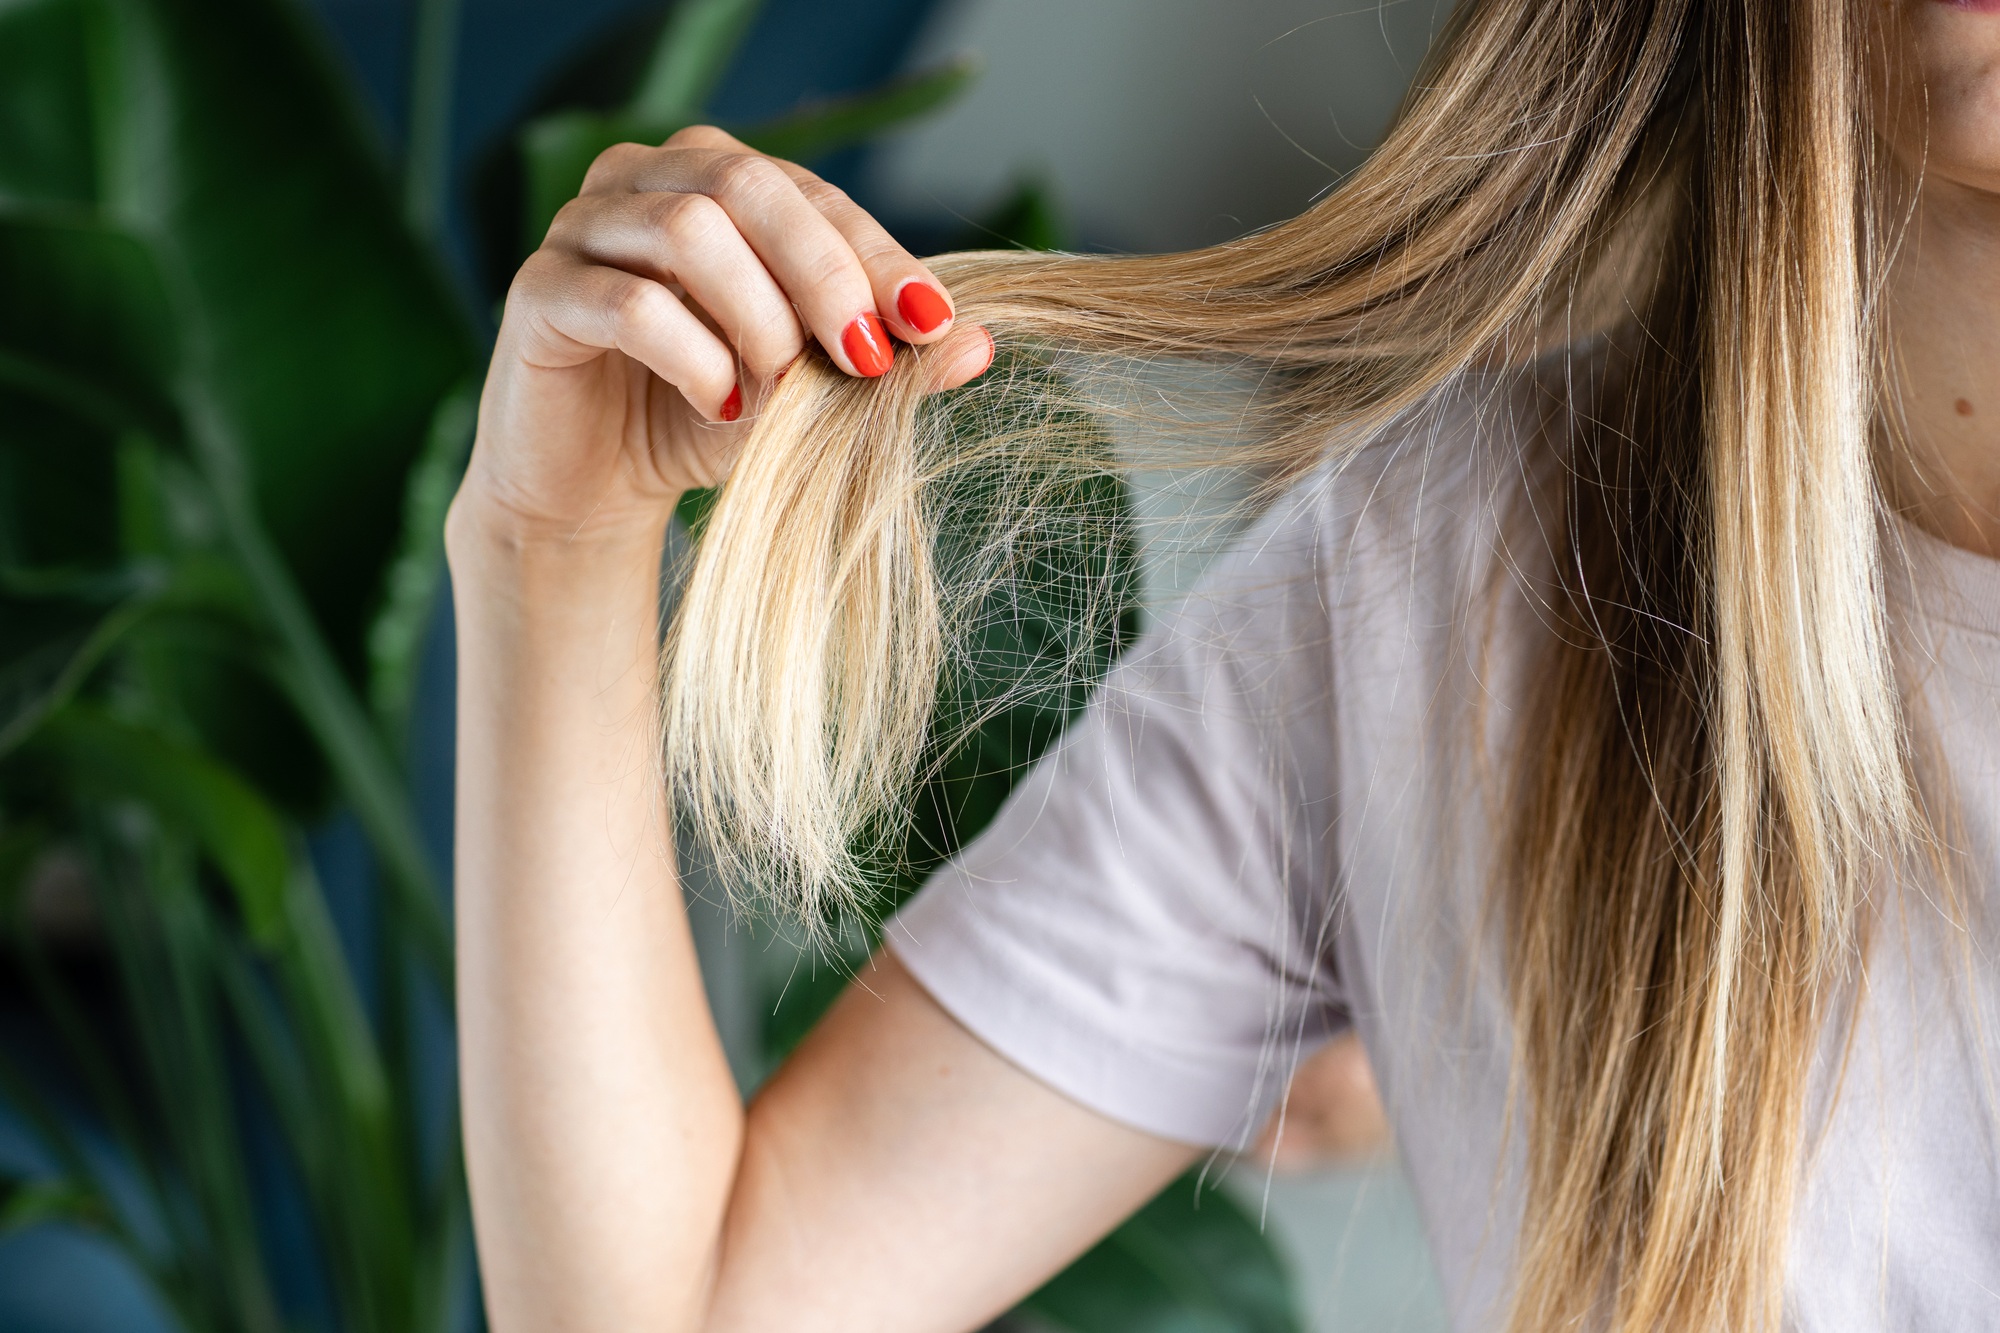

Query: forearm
left=448, top=498, right=741, bottom=1332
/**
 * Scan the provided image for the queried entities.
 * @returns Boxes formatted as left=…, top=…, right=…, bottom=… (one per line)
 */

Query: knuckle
left=736, top=315, right=805, bottom=378
left=609, top=275, right=666, bottom=334
left=502, top=253, right=573, bottom=339
left=850, top=232, right=908, bottom=266
left=665, top=123, right=730, bottom=150
left=581, top=140, right=647, bottom=193
left=797, top=176, right=852, bottom=212
left=647, top=190, right=729, bottom=247
left=707, top=152, right=788, bottom=203
left=508, top=249, right=562, bottom=302
left=798, top=242, right=865, bottom=297
left=543, top=195, right=594, bottom=246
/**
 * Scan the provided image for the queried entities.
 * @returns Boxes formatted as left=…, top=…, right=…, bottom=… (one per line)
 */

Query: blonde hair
left=663, top=0, right=1918, bottom=1327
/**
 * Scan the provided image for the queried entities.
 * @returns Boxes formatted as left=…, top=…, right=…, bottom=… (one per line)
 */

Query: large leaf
left=0, top=214, right=180, bottom=439
left=0, top=0, right=95, bottom=207
left=82, top=820, right=287, bottom=1333
left=1020, top=1174, right=1302, bottom=1333
left=0, top=1175, right=110, bottom=1236
left=626, top=0, right=765, bottom=124
left=0, top=573, right=161, bottom=759
left=368, top=375, right=477, bottom=738
left=735, top=57, right=979, bottom=167
left=0, top=0, right=476, bottom=703
left=112, top=0, right=474, bottom=673
left=521, top=56, right=978, bottom=255
left=33, top=706, right=289, bottom=947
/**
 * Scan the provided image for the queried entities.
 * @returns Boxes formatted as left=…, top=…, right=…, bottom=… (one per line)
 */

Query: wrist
left=446, top=495, right=675, bottom=653
left=445, top=485, right=674, bottom=583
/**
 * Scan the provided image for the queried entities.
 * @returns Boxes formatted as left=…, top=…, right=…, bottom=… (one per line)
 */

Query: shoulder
left=1210, top=347, right=1586, bottom=626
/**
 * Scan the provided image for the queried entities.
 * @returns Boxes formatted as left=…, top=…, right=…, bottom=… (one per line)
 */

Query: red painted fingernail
left=841, top=312, right=894, bottom=377
left=719, top=384, right=742, bottom=422
left=896, top=282, right=952, bottom=334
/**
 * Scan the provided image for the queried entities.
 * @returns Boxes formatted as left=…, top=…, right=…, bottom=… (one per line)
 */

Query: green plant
left=0, top=0, right=1300, bottom=1328
left=0, top=0, right=475, bottom=1323
left=516, top=0, right=978, bottom=259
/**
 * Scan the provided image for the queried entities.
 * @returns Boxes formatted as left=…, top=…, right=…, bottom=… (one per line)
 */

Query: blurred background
left=0, top=0, right=1451, bottom=1329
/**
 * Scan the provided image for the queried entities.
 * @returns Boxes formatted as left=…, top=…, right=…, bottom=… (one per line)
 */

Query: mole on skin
left=1956, top=398, right=1975, bottom=417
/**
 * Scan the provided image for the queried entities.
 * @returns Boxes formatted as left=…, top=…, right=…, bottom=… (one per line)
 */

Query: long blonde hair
left=664, top=0, right=1917, bottom=1327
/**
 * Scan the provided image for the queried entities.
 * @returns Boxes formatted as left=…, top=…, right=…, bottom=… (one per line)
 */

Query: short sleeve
left=885, top=483, right=1347, bottom=1148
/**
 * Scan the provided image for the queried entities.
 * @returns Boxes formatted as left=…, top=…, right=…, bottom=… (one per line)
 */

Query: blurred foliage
left=0, top=0, right=474, bottom=1322
left=512, top=0, right=976, bottom=262
left=0, top=0, right=1299, bottom=1329
left=954, top=177, right=1071, bottom=255
left=1022, top=1179, right=1301, bottom=1333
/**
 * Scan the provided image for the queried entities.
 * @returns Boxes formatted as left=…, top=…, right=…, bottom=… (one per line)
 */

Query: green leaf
left=368, top=374, right=478, bottom=738
left=95, top=0, right=476, bottom=679
left=0, top=820, right=46, bottom=917
left=0, top=0, right=476, bottom=678
left=215, top=859, right=418, bottom=1333
left=0, top=0, right=479, bottom=811
left=0, top=588, right=155, bottom=759
left=35, top=707, right=290, bottom=947
left=0, top=213, right=181, bottom=438
left=0, top=1176, right=108, bottom=1235
left=518, top=108, right=675, bottom=255
left=955, top=177, right=1071, bottom=254
left=0, top=1047, right=153, bottom=1267
left=84, top=822, right=286, bottom=1332
left=0, top=0, right=96, bottom=207
left=0, top=541, right=174, bottom=764
left=734, top=56, right=980, bottom=166
left=403, top=0, right=464, bottom=237
left=626, top=0, right=766, bottom=123
left=520, top=55, right=978, bottom=259
left=1019, top=1174, right=1302, bottom=1333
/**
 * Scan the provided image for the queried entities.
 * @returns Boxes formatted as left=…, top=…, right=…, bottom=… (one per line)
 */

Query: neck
left=1885, top=176, right=2000, bottom=558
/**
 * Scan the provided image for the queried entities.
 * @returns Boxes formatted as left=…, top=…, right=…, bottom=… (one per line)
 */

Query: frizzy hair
left=661, top=1, right=1916, bottom=1328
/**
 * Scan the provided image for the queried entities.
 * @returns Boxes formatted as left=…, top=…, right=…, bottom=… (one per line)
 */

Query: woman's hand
left=455, top=125, right=995, bottom=550
left=450, top=129, right=1191, bottom=1333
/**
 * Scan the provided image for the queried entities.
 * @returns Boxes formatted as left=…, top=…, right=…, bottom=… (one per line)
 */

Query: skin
left=451, top=9, right=2000, bottom=1325
left=1884, top=1, right=2000, bottom=555
left=1251, top=1032, right=1392, bottom=1169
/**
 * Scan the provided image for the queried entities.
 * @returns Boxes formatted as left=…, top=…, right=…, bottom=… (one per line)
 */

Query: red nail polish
left=896, top=282, right=952, bottom=334
left=841, top=312, right=894, bottom=377
left=719, top=384, right=742, bottom=422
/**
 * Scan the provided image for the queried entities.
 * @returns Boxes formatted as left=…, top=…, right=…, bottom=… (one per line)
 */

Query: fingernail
left=841, top=312, right=894, bottom=377
left=896, top=282, right=952, bottom=335
left=973, top=327, right=995, bottom=378
left=719, top=384, right=742, bottom=422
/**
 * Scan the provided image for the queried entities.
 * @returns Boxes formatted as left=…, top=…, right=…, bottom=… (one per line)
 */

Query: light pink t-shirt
left=885, top=368, right=2000, bottom=1331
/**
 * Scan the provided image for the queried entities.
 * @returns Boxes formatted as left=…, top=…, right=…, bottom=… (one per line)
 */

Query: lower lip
left=1941, top=0, right=2000, bottom=11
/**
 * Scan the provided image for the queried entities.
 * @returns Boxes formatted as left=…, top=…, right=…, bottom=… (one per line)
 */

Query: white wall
left=870, top=0, right=1451, bottom=252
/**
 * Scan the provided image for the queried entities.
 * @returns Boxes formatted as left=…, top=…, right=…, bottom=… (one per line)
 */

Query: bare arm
left=450, top=127, right=1194, bottom=1333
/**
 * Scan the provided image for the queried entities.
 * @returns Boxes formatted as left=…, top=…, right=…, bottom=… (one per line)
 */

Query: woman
left=447, top=0, right=2000, bottom=1328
